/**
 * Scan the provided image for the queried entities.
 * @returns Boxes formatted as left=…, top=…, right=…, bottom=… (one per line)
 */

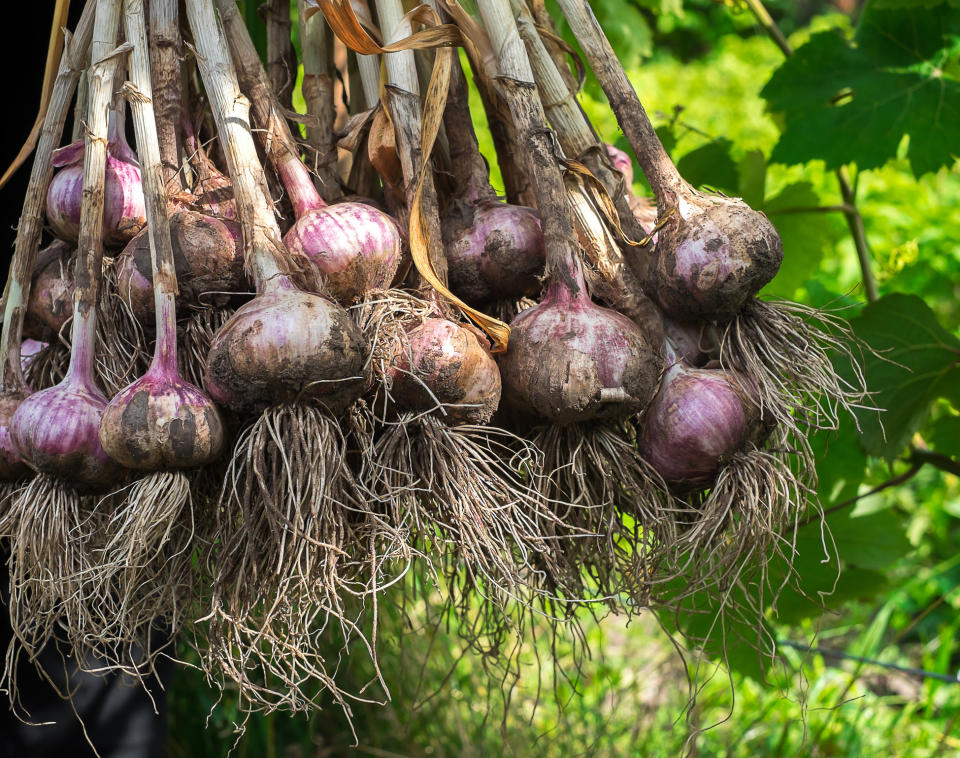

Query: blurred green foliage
left=169, top=0, right=960, bottom=754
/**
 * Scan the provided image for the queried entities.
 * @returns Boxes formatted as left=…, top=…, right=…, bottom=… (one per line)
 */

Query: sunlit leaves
left=850, top=294, right=960, bottom=460
left=761, top=5, right=960, bottom=176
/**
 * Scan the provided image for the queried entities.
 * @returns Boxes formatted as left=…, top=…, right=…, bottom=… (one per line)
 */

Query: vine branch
left=743, top=0, right=879, bottom=303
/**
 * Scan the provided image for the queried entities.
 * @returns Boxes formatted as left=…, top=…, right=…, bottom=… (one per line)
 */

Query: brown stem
left=555, top=0, right=688, bottom=206
left=298, top=0, right=342, bottom=200
left=265, top=0, right=296, bottom=110
left=514, top=0, right=650, bottom=283
left=837, top=166, right=878, bottom=302
left=442, top=54, right=497, bottom=205
left=387, top=87, right=448, bottom=288
left=478, top=0, right=580, bottom=283
left=528, top=0, right=577, bottom=94
left=465, top=53, right=536, bottom=208
left=68, top=0, right=125, bottom=386
left=0, top=0, right=95, bottom=391
left=124, top=0, right=181, bottom=371
left=73, top=70, right=89, bottom=141
left=187, top=0, right=287, bottom=291
left=910, top=449, right=960, bottom=477
left=377, top=0, right=448, bottom=288
left=149, top=0, right=183, bottom=190
left=217, top=0, right=327, bottom=219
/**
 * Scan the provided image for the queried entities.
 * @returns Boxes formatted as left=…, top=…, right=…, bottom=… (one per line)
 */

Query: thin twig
left=777, top=639, right=960, bottom=684
left=797, top=464, right=922, bottom=529
left=766, top=204, right=856, bottom=216
left=910, top=449, right=960, bottom=477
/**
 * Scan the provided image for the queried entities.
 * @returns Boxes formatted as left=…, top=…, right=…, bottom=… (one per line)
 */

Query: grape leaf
left=812, top=413, right=869, bottom=506
left=738, top=150, right=766, bottom=208
left=759, top=182, right=833, bottom=298
left=850, top=294, right=960, bottom=460
left=676, top=138, right=739, bottom=193
left=826, top=508, right=913, bottom=570
left=773, top=508, right=906, bottom=624
left=929, top=412, right=960, bottom=459
left=872, top=0, right=960, bottom=7
left=558, top=0, right=652, bottom=70
left=761, top=6, right=960, bottom=176
left=657, top=579, right=775, bottom=682
left=775, top=568, right=889, bottom=625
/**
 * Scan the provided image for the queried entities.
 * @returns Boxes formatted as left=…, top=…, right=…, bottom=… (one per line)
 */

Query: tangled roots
left=24, top=265, right=147, bottom=397
left=720, top=299, right=871, bottom=436
left=394, top=562, right=597, bottom=724
left=98, top=262, right=149, bottom=397
left=23, top=340, right=70, bottom=391
left=199, top=403, right=385, bottom=713
left=178, top=306, right=236, bottom=389
left=490, top=297, right=537, bottom=325
left=665, top=441, right=814, bottom=612
left=368, top=415, right=564, bottom=606
left=0, top=480, right=26, bottom=531
left=84, top=471, right=195, bottom=673
left=349, top=288, right=435, bottom=399
left=3, top=476, right=124, bottom=684
left=534, top=422, right=681, bottom=607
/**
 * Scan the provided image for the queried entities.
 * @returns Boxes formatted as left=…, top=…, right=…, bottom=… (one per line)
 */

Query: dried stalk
left=554, top=0, right=686, bottom=205
left=149, top=0, right=183, bottom=187
left=298, top=0, right=343, bottom=199
left=266, top=0, right=296, bottom=109
left=376, top=0, right=448, bottom=288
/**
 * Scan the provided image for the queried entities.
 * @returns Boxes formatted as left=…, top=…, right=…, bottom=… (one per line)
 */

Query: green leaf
left=760, top=6, right=960, bottom=176
left=776, top=568, right=889, bottom=625
left=827, top=508, right=913, bottom=570
left=239, top=0, right=268, bottom=62
left=758, top=182, right=832, bottom=298
left=929, top=411, right=960, bottom=460
left=738, top=150, right=766, bottom=208
left=812, top=414, right=870, bottom=506
left=658, top=581, right=775, bottom=682
left=675, top=138, right=739, bottom=193
left=872, top=0, right=960, bottom=8
left=631, top=0, right=683, bottom=15
left=583, top=0, right=652, bottom=68
left=774, top=508, right=906, bottom=624
left=850, top=294, right=960, bottom=460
